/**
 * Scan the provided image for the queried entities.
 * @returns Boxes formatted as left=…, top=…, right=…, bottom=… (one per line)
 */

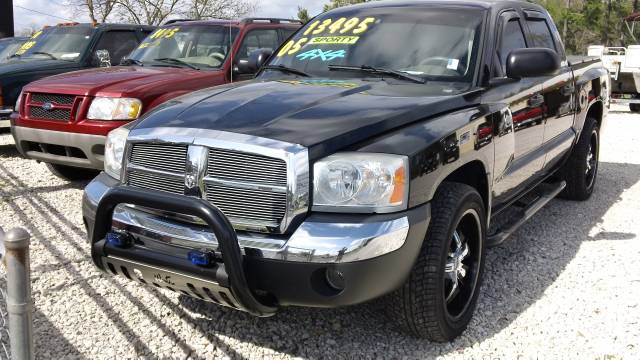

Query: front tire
left=386, top=182, right=486, bottom=342
left=558, top=116, right=599, bottom=201
left=46, top=163, right=99, bottom=181
left=630, top=103, right=640, bottom=113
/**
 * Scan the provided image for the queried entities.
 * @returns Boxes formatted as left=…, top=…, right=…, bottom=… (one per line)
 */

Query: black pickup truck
left=83, top=0, right=609, bottom=341
left=0, top=23, right=153, bottom=126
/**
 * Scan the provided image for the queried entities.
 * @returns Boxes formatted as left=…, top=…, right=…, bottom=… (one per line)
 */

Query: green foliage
left=297, top=6, right=311, bottom=23
left=322, top=0, right=370, bottom=12
left=532, top=0, right=636, bottom=54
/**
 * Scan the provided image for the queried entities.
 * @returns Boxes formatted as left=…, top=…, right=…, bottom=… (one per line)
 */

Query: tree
left=297, top=6, right=311, bottom=23
left=114, top=0, right=183, bottom=25
left=70, top=0, right=117, bottom=23
left=183, top=0, right=256, bottom=20
left=323, top=0, right=370, bottom=12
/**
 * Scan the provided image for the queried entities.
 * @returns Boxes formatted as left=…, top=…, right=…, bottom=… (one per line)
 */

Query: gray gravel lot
left=0, top=105, right=639, bottom=359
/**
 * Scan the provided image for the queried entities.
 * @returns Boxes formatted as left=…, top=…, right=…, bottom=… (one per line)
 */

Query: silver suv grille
left=124, top=137, right=305, bottom=234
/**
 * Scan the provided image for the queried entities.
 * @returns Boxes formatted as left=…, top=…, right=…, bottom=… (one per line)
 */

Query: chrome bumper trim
left=111, top=204, right=410, bottom=263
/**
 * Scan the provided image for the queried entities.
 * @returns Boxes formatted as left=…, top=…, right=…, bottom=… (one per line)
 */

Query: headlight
left=104, top=126, right=130, bottom=180
left=87, top=97, right=142, bottom=120
left=14, top=90, right=24, bottom=112
left=313, top=153, right=409, bottom=213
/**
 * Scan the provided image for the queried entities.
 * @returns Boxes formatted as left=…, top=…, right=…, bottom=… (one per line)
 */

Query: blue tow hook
left=106, top=231, right=134, bottom=248
left=188, top=250, right=216, bottom=267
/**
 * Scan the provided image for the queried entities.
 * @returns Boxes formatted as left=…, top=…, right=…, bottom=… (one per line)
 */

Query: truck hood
left=26, top=66, right=218, bottom=96
left=0, top=59, right=78, bottom=76
left=135, top=78, right=479, bottom=159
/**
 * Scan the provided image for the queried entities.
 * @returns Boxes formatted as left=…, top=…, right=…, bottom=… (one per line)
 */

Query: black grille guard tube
left=90, top=185, right=278, bottom=317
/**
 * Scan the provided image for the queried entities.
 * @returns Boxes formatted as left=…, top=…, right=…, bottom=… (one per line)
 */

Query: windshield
left=268, top=7, right=484, bottom=83
left=128, top=25, right=239, bottom=69
left=0, top=39, right=25, bottom=63
left=13, top=27, right=94, bottom=61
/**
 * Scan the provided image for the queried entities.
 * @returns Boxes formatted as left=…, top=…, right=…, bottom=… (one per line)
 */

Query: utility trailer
left=588, top=45, right=640, bottom=111
left=588, top=12, right=640, bottom=111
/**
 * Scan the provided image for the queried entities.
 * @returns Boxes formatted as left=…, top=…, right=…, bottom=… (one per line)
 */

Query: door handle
left=528, top=94, right=544, bottom=107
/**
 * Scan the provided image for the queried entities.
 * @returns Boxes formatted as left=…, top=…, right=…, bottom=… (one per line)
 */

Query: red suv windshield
left=128, top=25, right=240, bottom=69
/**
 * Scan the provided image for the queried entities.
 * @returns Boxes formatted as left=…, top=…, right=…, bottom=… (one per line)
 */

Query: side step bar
left=487, top=181, right=566, bottom=247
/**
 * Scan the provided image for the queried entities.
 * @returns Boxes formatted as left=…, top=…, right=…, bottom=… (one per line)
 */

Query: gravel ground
left=0, top=105, right=639, bottom=359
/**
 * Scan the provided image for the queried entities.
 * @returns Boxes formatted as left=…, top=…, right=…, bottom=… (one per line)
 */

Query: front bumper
left=83, top=173, right=431, bottom=309
left=0, top=108, right=13, bottom=127
left=12, top=126, right=106, bottom=169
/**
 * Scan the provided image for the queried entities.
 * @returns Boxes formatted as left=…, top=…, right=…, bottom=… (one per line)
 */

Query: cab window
left=95, top=31, right=140, bottom=65
left=499, top=18, right=527, bottom=72
left=237, top=29, right=279, bottom=61
left=527, top=19, right=556, bottom=51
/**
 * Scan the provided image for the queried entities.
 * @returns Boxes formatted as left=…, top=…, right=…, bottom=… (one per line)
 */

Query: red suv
left=11, top=18, right=301, bottom=180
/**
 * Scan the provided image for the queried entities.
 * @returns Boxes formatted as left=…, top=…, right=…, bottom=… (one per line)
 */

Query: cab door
left=484, top=11, right=547, bottom=208
left=523, top=10, right=576, bottom=170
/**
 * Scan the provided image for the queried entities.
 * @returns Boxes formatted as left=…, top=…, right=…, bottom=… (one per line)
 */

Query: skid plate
left=102, top=256, right=241, bottom=309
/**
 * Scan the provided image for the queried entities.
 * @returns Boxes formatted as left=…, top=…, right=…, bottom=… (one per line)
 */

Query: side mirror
left=506, top=48, right=560, bottom=79
left=94, top=49, right=111, bottom=68
left=245, top=48, right=273, bottom=74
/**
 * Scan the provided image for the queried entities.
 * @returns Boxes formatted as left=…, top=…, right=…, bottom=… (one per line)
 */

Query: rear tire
left=385, top=182, right=486, bottom=342
left=629, top=103, right=640, bottom=112
left=46, top=163, right=99, bottom=181
left=558, top=116, right=599, bottom=201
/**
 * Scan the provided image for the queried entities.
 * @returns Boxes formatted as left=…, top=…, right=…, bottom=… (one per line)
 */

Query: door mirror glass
left=506, top=48, right=560, bottom=79
left=95, top=49, right=111, bottom=68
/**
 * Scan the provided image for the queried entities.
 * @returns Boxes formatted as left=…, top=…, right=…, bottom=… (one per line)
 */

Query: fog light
left=188, top=250, right=214, bottom=267
left=325, top=268, right=345, bottom=291
left=106, top=231, right=133, bottom=248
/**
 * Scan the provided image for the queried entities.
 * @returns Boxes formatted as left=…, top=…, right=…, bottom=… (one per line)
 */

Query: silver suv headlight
left=313, top=153, right=409, bottom=213
left=87, top=97, right=142, bottom=120
left=104, top=126, right=130, bottom=180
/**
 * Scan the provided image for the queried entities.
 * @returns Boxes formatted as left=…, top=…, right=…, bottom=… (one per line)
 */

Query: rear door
left=523, top=10, right=576, bottom=170
left=487, top=10, right=547, bottom=207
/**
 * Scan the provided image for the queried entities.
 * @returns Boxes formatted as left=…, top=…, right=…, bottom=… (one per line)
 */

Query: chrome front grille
left=128, top=171, right=184, bottom=194
left=204, top=184, right=287, bottom=227
left=207, top=149, right=287, bottom=187
left=124, top=131, right=309, bottom=234
left=130, top=143, right=187, bottom=175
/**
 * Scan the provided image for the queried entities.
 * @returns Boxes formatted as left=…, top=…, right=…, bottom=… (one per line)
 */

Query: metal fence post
left=3, top=228, right=34, bottom=360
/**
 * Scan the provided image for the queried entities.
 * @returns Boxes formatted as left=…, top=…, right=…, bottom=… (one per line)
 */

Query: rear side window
left=499, top=19, right=527, bottom=71
left=527, top=19, right=556, bottom=51
left=95, top=31, right=140, bottom=65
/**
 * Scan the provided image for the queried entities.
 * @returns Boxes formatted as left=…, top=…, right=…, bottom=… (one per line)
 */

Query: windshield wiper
left=9, top=53, right=21, bottom=59
left=121, top=58, right=144, bottom=66
left=154, top=57, right=199, bottom=70
left=328, top=64, right=426, bottom=84
left=262, top=64, right=311, bottom=77
left=32, top=51, right=57, bottom=60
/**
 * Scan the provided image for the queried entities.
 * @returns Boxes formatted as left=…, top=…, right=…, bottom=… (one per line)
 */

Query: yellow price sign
left=303, top=17, right=377, bottom=37
left=149, top=27, right=180, bottom=40
left=15, top=41, right=36, bottom=55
